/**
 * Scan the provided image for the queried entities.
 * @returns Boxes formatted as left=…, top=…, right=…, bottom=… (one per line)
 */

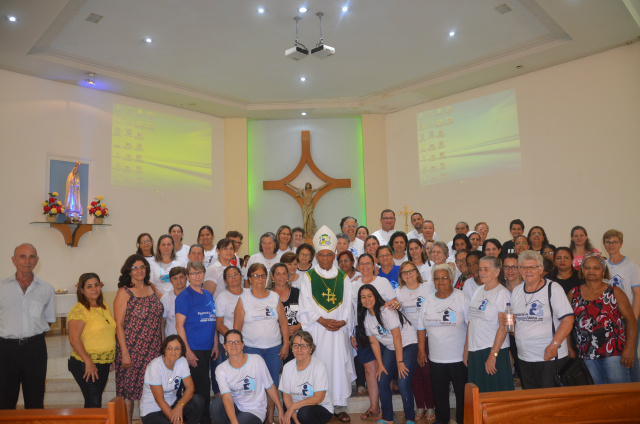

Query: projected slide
left=111, top=104, right=212, bottom=190
left=417, top=89, right=521, bottom=187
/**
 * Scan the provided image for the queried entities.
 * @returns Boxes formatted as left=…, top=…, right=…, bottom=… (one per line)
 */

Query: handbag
left=548, top=282, right=594, bottom=386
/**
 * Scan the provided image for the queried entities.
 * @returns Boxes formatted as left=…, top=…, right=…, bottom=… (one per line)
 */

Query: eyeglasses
left=455, top=259, right=466, bottom=264
left=292, top=343, right=310, bottom=349
left=604, top=240, right=620, bottom=246
left=519, top=265, right=539, bottom=271
left=503, top=266, right=519, bottom=271
left=226, top=273, right=241, bottom=280
left=299, top=253, right=311, bottom=257
left=400, top=269, right=417, bottom=276
left=225, top=340, right=243, bottom=346
left=139, top=240, right=151, bottom=245
left=188, top=271, right=205, bottom=277
left=165, top=346, right=181, bottom=351
left=378, top=253, right=391, bottom=259
left=250, top=274, right=267, bottom=279
left=131, top=265, right=146, bottom=271
left=343, top=225, right=356, bottom=229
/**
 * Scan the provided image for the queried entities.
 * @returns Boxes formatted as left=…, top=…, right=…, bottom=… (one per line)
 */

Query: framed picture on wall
left=46, top=156, right=93, bottom=224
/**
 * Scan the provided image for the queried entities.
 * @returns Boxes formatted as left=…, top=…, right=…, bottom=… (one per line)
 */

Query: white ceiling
left=1, top=0, right=639, bottom=119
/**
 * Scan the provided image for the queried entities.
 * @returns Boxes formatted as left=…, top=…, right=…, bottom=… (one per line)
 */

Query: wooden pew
left=464, top=382, right=640, bottom=424
left=0, top=396, right=126, bottom=424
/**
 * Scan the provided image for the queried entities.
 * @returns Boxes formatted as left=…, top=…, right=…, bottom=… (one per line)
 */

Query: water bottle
left=505, top=302, right=515, bottom=333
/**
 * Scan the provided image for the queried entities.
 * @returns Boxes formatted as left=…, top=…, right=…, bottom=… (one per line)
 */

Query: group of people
left=1, top=212, right=638, bottom=424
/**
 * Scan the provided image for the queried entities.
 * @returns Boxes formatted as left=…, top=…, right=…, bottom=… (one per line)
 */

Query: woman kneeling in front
left=140, top=335, right=204, bottom=424
left=280, top=330, right=334, bottom=424
left=211, top=330, right=285, bottom=424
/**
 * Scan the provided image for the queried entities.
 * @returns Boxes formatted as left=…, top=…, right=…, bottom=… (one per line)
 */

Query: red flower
left=90, top=201, right=97, bottom=206
left=44, top=206, right=50, bottom=212
left=49, top=197, right=56, bottom=203
left=89, top=208, right=95, bottom=214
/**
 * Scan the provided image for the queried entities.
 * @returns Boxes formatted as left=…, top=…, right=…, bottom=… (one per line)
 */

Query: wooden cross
left=322, top=288, right=337, bottom=304
left=263, top=131, right=351, bottom=240
left=398, top=204, right=414, bottom=234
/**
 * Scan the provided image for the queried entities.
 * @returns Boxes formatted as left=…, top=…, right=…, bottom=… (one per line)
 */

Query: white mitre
left=313, top=225, right=337, bottom=253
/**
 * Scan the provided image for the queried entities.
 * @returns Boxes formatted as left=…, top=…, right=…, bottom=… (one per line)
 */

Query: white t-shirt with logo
left=216, top=354, right=273, bottom=422
left=352, top=276, right=397, bottom=304
left=396, top=283, right=431, bottom=329
left=467, top=284, right=511, bottom=352
left=216, top=289, right=245, bottom=344
left=510, top=279, right=573, bottom=362
left=160, top=290, right=178, bottom=337
left=608, top=257, right=640, bottom=306
left=462, top=277, right=483, bottom=301
left=349, top=238, right=365, bottom=258
left=364, top=307, right=417, bottom=350
left=279, top=356, right=334, bottom=414
left=140, top=356, right=191, bottom=417
left=150, top=259, right=187, bottom=295
left=418, top=290, right=470, bottom=363
left=239, top=291, right=281, bottom=349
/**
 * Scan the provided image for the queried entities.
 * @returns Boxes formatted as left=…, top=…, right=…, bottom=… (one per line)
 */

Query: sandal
left=415, top=409, right=425, bottom=420
left=334, top=412, right=351, bottom=422
left=426, top=408, right=436, bottom=423
left=360, top=410, right=381, bottom=421
left=357, top=385, right=368, bottom=396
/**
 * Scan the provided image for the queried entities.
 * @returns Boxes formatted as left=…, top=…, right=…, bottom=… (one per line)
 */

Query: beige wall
left=0, top=69, right=225, bottom=305
left=362, top=114, right=389, bottom=230
left=384, top=43, right=640, bottom=258
left=224, top=118, right=249, bottom=256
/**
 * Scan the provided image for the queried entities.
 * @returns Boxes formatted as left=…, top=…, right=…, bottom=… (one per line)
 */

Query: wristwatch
left=491, top=350, right=498, bottom=357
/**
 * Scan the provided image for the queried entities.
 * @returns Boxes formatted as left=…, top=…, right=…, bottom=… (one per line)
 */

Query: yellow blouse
left=68, top=302, right=117, bottom=364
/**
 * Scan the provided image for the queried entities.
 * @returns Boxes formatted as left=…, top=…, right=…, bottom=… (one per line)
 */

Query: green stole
left=307, top=268, right=346, bottom=313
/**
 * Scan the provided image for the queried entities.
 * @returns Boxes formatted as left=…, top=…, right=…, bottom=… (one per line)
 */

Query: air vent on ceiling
left=86, top=13, right=103, bottom=24
left=494, top=4, right=512, bottom=14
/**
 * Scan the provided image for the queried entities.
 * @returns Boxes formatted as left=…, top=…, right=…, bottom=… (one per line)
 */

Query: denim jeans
left=67, top=357, right=111, bottom=408
left=378, top=343, right=418, bottom=422
left=244, top=344, right=283, bottom=387
left=585, top=355, right=631, bottom=385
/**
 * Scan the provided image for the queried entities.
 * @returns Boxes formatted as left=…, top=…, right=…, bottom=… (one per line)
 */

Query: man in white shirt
left=406, top=212, right=424, bottom=241
left=0, top=243, right=55, bottom=409
left=371, top=209, right=397, bottom=246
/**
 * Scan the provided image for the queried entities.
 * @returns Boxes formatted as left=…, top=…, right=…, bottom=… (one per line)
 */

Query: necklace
left=525, top=278, right=543, bottom=304
left=92, top=306, right=110, bottom=324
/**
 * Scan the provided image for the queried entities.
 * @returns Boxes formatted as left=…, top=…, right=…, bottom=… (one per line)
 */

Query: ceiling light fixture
left=285, top=16, right=309, bottom=60
left=299, top=7, right=307, bottom=13
left=449, top=31, right=455, bottom=37
left=301, top=112, right=307, bottom=116
left=311, top=12, right=335, bottom=59
left=258, top=7, right=265, bottom=14
left=300, top=76, right=306, bottom=82
left=7, top=15, right=17, bottom=22
left=84, top=72, right=96, bottom=85
left=342, top=6, right=349, bottom=12
left=144, top=37, right=152, bottom=43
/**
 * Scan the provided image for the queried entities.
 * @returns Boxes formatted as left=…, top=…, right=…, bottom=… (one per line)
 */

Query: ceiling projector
left=285, top=45, right=309, bottom=60
left=311, top=44, right=335, bottom=59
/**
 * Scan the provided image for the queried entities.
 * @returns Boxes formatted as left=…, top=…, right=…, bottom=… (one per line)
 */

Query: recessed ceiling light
left=7, top=15, right=17, bottom=22
left=301, top=112, right=307, bottom=116
left=300, top=76, right=306, bottom=82
left=449, top=31, right=455, bottom=37
left=144, top=37, right=153, bottom=43
left=342, top=6, right=349, bottom=12
left=258, top=7, right=265, bottom=14
left=299, top=7, right=307, bottom=13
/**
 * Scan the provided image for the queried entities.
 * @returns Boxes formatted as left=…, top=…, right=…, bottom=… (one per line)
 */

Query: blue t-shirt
left=175, top=286, right=216, bottom=350
left=378, top=265, right=400, bottom=289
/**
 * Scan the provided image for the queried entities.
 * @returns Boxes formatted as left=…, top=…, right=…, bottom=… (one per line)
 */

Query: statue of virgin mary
left=65, top=161, right=82, bottom=223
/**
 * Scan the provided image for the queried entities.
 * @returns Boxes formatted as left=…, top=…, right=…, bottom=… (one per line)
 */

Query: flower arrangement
left=42, top=192, right=64, bottom=217
left=88, top=195, right=109, bottom=218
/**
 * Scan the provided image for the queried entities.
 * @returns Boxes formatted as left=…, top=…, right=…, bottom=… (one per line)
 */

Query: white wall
left=0, top=69, right=225, bottom=296
left=385, top=43, right=640, bottom=258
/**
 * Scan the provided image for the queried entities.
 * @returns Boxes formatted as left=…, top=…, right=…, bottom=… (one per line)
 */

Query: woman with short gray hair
left=464, top=256, right=513, bottom=392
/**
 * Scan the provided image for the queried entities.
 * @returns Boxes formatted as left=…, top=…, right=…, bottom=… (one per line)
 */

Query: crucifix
left=322, top=289, right=337, bottom=304
left=397, top=204, right=414, bottom=234
left=263, top=131, right=351, bottom=240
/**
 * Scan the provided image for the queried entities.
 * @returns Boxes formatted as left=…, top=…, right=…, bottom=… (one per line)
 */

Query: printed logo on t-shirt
left=443, top=307, right=456, bottom=323
left=478, top=299, right=489, bottom=311
left=169, top=376, right=182, bottom=392
left=265, top=307, right=276, bottom=317
left=375, top=324, right=389, bottom=336
left=233, top=375, right=256, bottom=395
left=610, top=274, right=624, bottom=287
left=199, top=301, right=217, bottom=323
left=528, top=300, right=544, bottom=317
left=299, top=382, right=314, bottom=397
left=403, top=296, right=425, bottom=313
